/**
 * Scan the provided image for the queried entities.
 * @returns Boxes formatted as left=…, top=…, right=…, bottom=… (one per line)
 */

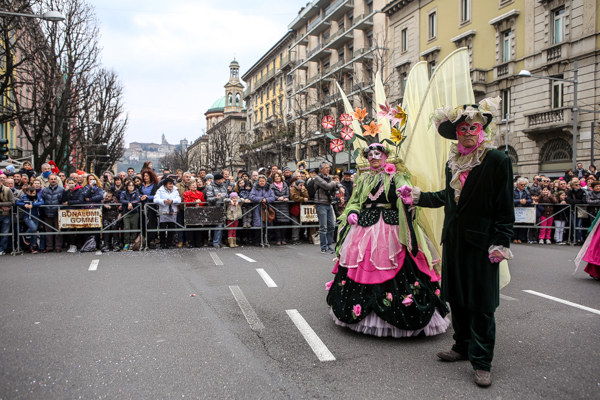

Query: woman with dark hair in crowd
left=183, top=180, right=206, bottom=247
left=271, top=171, right=290, bottom=246
left=140, top=169, right=159, bottom=249
left=563, top=169, right=574, bottom=184
left=110, top=176, right=125, bottom=201
left=589, top=165, right=598, bottom=180
left=142, top=161, right=153, bottom=172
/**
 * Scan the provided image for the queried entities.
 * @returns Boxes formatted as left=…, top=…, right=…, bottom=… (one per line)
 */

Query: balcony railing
left=253, top=69, right=275, bottom=91
left=307, top=14, right=323, bottom=31
left=497, top=63, right=509, bottom=78
left=243, top=88, right=251, bottom=98
left=528, top=109, right=564, bottom=127
left=547, top=45, right=562, bottom=62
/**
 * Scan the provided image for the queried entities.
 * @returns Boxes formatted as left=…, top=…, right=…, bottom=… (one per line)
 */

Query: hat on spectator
left=213, top=173, right=224, bottom=181
left=204, top=174, right=214, bottom=180
left=343, top=171, right=352, bottom=176
left=283, top=166, right=291, bottom=172
left=5, top=165, right=15, bottom=173
left=295, top=179, right=305, bottom=185
left=309, top=168, right=317, bottom=173
left=258, top=167, right=266, bottom=175
left=229, top=192, right=238, bottom=198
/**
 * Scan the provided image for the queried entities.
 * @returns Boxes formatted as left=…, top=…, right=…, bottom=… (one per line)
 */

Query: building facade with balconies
left=241, top=32, right=296, bottom=169
left=285, top=0, right=389, bottom=171
left=403, top=0, right=599, bottom=177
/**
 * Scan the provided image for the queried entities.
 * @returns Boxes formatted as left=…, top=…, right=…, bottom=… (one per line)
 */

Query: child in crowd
left=120, top=180, right=141, bottom=250
left=554, top=190, right=569, bottom=245
left=226, top=192, right=243, bottom=248
left=528, top=195, right=545, bottom=244
left=183, top=180, right=206, bottom=248
left=16, top=186, right=44, bottom=254
left=538, top=187, right=557, bottom=244
left=102, top=190, right=122, bottom=252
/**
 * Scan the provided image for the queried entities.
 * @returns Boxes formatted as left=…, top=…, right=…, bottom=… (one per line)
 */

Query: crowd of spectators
left=0, top=159, right=355, bottom=255
left=513, top=163, right=600, bottom=246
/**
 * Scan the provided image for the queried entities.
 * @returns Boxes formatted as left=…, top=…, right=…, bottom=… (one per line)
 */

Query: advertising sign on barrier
left=59, top=209, right=102, bottom=229
left=514, top=207, right=536, bottom=224
left=300, top=204, right=318, bottom=223
left=184, top=206, right=226, bottom=226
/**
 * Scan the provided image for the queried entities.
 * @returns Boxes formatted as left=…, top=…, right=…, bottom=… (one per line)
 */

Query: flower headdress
left=319, top=73, right=408, bottom=171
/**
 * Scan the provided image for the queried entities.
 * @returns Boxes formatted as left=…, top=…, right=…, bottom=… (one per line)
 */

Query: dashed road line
left=256, top=268, right=277, bottom=287
left=88, top=260, right=99, bottom=271
left=286, top=309, right=335, bottom=362
left=229, top=286, right=264, bottom=331
left=209, top=252, right=223, bottom=265
left=500, top=294, right=517, bottom=301
left=524, top=290, right=600, bottom=315
left=236, top=253, right=257, bottom=263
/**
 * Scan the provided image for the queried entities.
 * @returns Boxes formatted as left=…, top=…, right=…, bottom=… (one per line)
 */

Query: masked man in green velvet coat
left=398, top=97, right=514, bottom=388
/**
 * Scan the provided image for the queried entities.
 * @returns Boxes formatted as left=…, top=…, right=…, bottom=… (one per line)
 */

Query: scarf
left=447, top=139, right=496, bottom=203
left=273, top=181, right=284, bottom=191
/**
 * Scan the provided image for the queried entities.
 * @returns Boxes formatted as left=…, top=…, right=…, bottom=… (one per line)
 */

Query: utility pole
left=572, top=59, right=578, bottom=172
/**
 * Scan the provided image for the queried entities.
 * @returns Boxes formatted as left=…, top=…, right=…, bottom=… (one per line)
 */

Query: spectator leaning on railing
left=40, top=174, right=65, bottom=253
left=289, top=179, right=309, bottom=245
left=513, top=177, right=532, bottom=244
left=16, top=186, right=44, bottom=254
left=183, top=180, right=206, bottom=248
left=62, top=178, right=84, bottom=253
left=153, top=176, right=181, bottom=249
left=206, top=173, right=229, bottom=248
left=120, top=180, right=141, bottom=251
left=175, top=172, right=192, bottom=248
left=567, top=177, right=587, bottom=245
left=0, top=179, right=16, bottom=256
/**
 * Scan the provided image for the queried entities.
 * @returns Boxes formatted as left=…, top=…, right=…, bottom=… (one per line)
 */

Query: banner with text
left=59, top=209, right=103, bottom=229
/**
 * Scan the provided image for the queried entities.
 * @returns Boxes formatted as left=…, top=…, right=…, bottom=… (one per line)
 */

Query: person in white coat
left=153, top=177, right=181, bottom=249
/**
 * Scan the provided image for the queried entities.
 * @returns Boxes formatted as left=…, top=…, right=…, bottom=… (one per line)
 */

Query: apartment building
left=240, top=32, right=296, bottom=169
left=286, top=0, right=389, bottom=169
left=386, top=0, right=599, bottom=177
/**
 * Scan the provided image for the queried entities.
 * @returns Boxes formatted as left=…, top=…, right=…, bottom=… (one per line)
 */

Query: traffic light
left=0, top=139, right=8, bottom=161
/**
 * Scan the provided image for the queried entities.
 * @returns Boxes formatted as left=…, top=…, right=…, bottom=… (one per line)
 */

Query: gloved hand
left=347, top=213, right=358, bottom=225
left=488, top=250, right=505, bottom=264
left=396, top=185, right=413, bottom=206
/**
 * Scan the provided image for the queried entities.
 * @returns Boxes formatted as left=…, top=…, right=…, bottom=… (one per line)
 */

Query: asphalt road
left=0, top=242, right=598, bottom=400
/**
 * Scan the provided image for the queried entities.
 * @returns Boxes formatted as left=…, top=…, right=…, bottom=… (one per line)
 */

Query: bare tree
left=206, top=121, right=241, bottom=172
left=160, top=145, right=189, bottom=172
left=76, top=68, right=128, bottom=175
left=4, top=0, right=102, bottom=170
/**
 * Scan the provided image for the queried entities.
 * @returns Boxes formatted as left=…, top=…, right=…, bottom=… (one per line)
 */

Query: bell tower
left=224, top=59, right=244, bottom=114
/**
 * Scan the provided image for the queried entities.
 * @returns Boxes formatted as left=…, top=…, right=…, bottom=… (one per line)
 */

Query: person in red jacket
left=183, top=181, right=206, bottom=247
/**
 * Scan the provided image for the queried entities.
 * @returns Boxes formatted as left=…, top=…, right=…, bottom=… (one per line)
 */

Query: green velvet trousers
left=450, top=302, right=496, bottom=372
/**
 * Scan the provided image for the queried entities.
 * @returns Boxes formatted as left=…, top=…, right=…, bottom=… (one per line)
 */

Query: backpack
left=80, top=236, right=96, bottom=252
left=307, top=178, right=316, bottom=200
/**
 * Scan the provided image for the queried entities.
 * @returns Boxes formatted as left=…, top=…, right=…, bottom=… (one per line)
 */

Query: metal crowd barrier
left=13, top=203, right=143, bottom=255
left=0, top=206, right=15, bottom=255
left=263, top=200, right=333, bottom=247
left=143, top=201, right=265, bottom=249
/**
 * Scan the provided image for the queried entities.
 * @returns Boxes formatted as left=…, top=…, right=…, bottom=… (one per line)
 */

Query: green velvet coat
left=418, top=149, right=514, bottom=313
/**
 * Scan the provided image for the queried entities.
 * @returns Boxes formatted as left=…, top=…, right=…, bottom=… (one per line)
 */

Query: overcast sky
left=89, top=0, right=304, bottom=146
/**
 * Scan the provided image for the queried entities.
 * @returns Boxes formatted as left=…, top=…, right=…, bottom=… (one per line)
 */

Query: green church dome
left=209, top=96, right=226, bottom=110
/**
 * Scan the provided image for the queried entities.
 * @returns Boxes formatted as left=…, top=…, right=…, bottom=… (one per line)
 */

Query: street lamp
left=0, top=10, right=66, bottom=22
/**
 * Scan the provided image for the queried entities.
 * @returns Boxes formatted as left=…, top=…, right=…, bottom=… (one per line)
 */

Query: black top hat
left=437, top=104, right=494, bottom=140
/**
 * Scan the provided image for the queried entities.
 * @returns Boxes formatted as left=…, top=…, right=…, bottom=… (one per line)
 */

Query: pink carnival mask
left=456, top=122, right=483, bottom=136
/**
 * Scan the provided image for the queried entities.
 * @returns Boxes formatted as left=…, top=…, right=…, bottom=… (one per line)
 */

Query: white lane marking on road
left=95, top=250, right=102, bottom=255
left=210, top=252, right=223, bottom=265
left=88, top=260, right=99, bottom=271
left=286, top=309, right=335, bottom=362
left=236, top=253, right=257, bottom=263
left=229, top=286, right=265, bottom=331
left=524, top=290, right=600, bottom=315
left=256, top=269, right=277, bottom=287
left=500, top=294, right=517, bottom=301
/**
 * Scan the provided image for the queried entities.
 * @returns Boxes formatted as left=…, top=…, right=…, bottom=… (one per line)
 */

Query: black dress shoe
left=474, top=370, right=492, bottom=387
left=436, top=350, right=468, bottom=362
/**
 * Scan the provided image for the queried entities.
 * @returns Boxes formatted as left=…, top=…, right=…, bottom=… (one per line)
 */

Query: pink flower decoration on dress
left=322, top=115, right=335, bottom=130
left=402, top=294, right=413, bottom=307
left=341, top=280, right=346, bottom=285
left=435, top=289, right=441, bottom=296
left=386, top=293, right=393, bottom=301
left=353, top=304, right=362, bottom=317
left=330, top=138, right=344, bottom=153
left=414, top=281, right=419, bottom=287
left=384, top=163, right=396, bottom=175
left=340, top=127, right=354, bottom=141
left=325, top=280, right=334, bottom=291
left=339, top=113, right=353, bottom=127
left=377, top=101, right=393, bottom=119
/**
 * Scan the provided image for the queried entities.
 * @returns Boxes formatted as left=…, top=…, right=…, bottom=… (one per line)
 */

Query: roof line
left=241, top=31, right=295, bottom=80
